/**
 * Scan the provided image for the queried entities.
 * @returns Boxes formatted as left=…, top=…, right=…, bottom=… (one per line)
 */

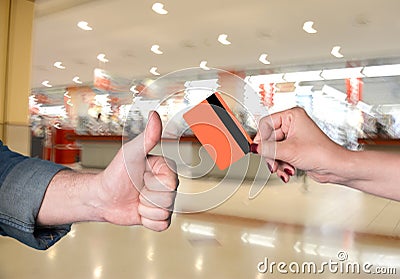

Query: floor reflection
left=0, top=211, right=398, bottom=279
left=0, top=173, right=399, bottom=279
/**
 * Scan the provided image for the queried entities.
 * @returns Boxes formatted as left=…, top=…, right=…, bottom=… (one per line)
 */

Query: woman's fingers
left=276, top=161, right=295, bottom=183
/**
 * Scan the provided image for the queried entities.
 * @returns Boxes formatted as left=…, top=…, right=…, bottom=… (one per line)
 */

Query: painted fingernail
left=250, top=143, right=258, bottom=154
left=280, top=175, right=287, bottom=183
left=267, top=163, right=274, bottom=173
left=284, top=168, right=294, bottom=176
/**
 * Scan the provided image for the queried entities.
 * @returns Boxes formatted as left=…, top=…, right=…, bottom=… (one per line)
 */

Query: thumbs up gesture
left=97, top=111, right=178, bottom=231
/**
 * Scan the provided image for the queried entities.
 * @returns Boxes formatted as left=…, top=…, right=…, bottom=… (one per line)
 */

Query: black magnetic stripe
left=206, top=94, right=250, bottom=154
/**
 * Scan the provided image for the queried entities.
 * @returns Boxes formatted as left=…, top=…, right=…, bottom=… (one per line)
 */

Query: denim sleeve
left=0, top=141, right=71, bottom=250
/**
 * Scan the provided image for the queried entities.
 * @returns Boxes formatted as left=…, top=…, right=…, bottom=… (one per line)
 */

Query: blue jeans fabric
left=0, top=141, right=71, bottom=250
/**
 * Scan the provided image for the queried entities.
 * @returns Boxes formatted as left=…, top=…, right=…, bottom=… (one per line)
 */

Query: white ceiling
left=31, top=0, right=400, bottom=89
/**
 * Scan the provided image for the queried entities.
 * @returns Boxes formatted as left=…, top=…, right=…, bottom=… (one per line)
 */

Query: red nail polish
left=280, top=175, right=287, bottom=183
left=250, top=143, right=258, bottom=154
left=267, top=163, right=273, bottom=173
left=284, top=168, right=294, bottom=176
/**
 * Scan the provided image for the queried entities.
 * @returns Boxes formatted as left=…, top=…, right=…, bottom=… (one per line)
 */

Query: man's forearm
left=37, top=170, right=103, bottom=225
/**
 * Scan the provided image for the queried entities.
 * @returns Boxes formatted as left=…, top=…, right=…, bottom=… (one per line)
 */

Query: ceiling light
left=331, top=46, right=344, bottom=58
left=218, top=34, right=231, bottom=45
left=41, top=80, right=52, bottom=88
left=362, top=64, right=400, bottom=77
left=321, top=67, right=363, bottom=80
left=258, top=53, right=270, bottom=65
left=303, top=21, right=317, bottom=34
left=73, top=76, right=83, bottom=84
left=77, top=21, right=93, bottom=31
left=151, top=44, right=163, bottom=54
left=283, top=70, right=323, bottom=82
left=152, top=3, right=168, bottom=15
left=248, top=63, right=400, bottom=87
left=97, top=53, right=109, bottom=63
left=199, top=61, right=210, bottom=70
left=130, top=85, right=139, bottom=93
left=53, top=61, right=66, bottom=69
left=150, top=67, right=160, bottom=76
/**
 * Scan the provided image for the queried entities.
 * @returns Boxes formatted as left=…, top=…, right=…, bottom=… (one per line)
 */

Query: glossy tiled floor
left=0, top=175, right=399, bottom=279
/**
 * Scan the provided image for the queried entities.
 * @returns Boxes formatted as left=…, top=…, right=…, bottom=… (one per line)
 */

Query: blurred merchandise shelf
left=358, top=137, right=400, bottom=146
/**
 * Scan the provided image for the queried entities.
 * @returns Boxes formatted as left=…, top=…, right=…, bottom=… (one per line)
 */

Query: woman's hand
left=253, top=107, right=350, bottom=184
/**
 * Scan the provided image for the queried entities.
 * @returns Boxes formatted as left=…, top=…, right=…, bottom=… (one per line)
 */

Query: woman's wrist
left=323, top=147, right=363, bottom=186
left=327, top=149, right=377, bottom=190
left=306, top=146, right=400, bottom=201
left=339, top=150, right=400, bottom=201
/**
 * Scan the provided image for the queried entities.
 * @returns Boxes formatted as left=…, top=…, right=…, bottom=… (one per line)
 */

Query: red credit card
left=183, top=92, right=253, bottom=170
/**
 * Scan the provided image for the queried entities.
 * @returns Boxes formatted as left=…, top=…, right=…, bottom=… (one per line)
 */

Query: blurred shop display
left=30, top=66, right=400, bottom=165
left=370, top=105, right=400, bottom=138
left=29, top=82, right=131, bottom=164
left=246, top=73, right=400, bottom=151
left=43, top=124, right=81, bottom=164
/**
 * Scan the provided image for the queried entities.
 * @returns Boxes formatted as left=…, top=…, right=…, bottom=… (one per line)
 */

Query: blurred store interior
left=1, top=0, right=400, bottom=278
left=27, top=0, right=400, bottom=167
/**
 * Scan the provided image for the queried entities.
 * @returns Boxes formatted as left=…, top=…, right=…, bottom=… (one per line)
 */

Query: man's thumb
left=142, top=111, right=162, bottom=155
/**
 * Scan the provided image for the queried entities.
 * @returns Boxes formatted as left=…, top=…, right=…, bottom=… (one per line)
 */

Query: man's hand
left=96, top=111, right=178, bottom=231
left=37, top=111, right=179, bottom=232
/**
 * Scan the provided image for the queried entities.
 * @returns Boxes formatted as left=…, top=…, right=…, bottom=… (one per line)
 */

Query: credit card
left=183, top=92, right=253, bottom=170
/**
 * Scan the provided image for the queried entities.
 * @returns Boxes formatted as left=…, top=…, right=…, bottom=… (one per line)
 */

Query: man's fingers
left=138, top=203, right=172, bottom=221
left=143, top=111, right=163, bottom=155
left=146, top=155, right=177, bottom=175
left=143, top=171, right=178, bottom=192
left=141, top=216, right=171, bottom=232
left=139, top=189, right=177, bottom=209
left=123, top=111, right=162, bottom=163
left=139, top=203, right=172, bottom=232
left=140, top=168, right=178, bottom=209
